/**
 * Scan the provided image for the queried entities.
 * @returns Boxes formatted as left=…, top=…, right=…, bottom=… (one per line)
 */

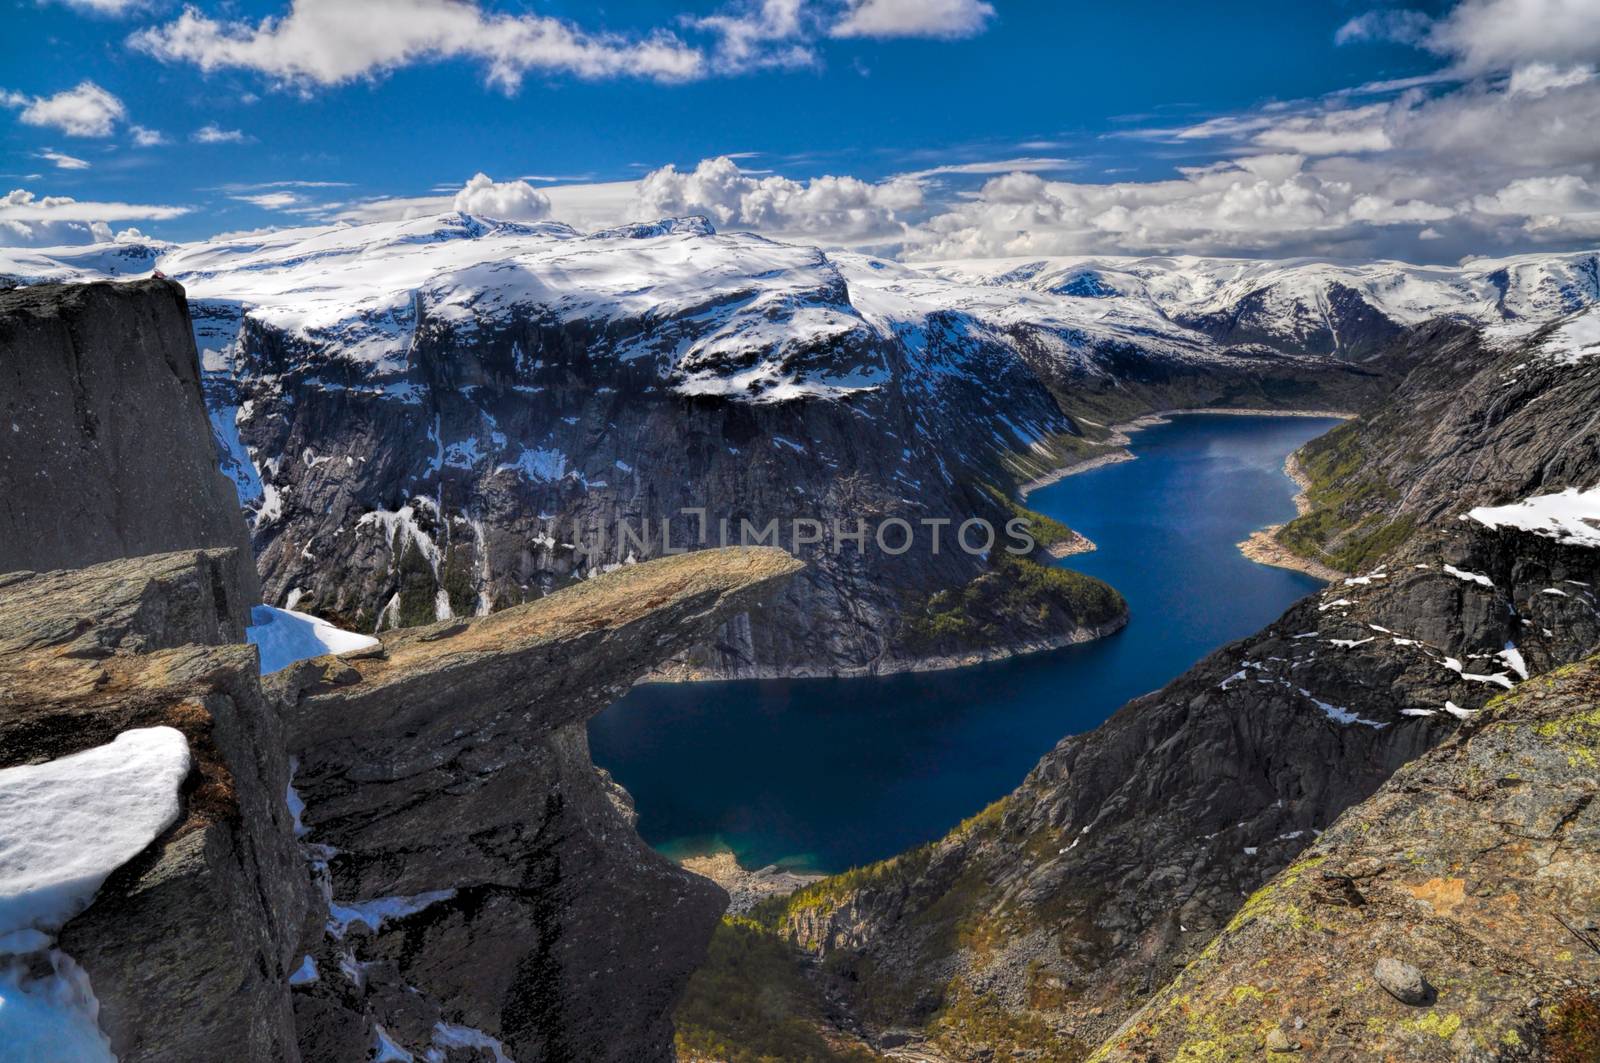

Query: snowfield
left=1470, top=486, right=1600, bottom=548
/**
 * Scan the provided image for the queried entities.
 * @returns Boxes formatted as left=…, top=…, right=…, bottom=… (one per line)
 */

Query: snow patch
left=247, top=604, right=382, bottom=675
left=1442, top=564, right=1495, bottom=588
left=1469, top=486, right=1600, bottom=548
left=0, top=727, right=191, bottom=1063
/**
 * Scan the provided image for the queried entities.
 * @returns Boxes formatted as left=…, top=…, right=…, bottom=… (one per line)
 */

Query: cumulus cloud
left=0, top=81, right=126, bottom=137
left=634, top=155, right=922, bottom=242
left=831, top=0, right=995, bottom=39
left=453, top=173, right=552, bottom=221
left=129, top=125, right=168, bottom=147
left=130, top=0, right=706, bottom=91
left=0, top=188, right=188, bottom=247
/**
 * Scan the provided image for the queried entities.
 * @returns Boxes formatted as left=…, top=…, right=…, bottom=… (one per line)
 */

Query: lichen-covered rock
left=1091, top=656, right=1600, bottom=1061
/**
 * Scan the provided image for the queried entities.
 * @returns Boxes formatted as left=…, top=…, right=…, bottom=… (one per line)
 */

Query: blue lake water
left=588, top=414, right=1341, bottom=874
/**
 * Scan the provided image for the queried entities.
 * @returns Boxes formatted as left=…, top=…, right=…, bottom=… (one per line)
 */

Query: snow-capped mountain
left=3, top=217, right=1596, bottom=675
left=929, top=250, right=1600, bottom=361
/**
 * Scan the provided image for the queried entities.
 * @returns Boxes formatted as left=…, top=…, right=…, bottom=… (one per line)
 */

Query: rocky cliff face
left=1092, top=655, right=1600, bottom=1061
left=0, top=543, right=801, bottom=1062
left=741, top=314, right=1600, bottom=1060
left=0, top=548, right=311, bottom=1061
left=278, top=546, right=802, bottom=1062
left=0, top=279, right=259, bottom=604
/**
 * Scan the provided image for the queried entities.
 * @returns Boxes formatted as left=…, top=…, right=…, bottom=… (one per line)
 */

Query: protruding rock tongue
left=281, top=547, right=803, bottom=1063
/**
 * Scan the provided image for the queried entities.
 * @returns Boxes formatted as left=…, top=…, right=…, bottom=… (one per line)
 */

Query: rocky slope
left=1273, top=305, right=1600, bottom=574
left=1093, top=655, right=1600, bottom=1061
left=0, top=279, right=259, bottom=603
left=729, top=313, right=1600, bottom=1060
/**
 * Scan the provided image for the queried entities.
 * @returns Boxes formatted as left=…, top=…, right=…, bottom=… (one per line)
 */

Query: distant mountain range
left=4, top=217, right=1597, bottom=675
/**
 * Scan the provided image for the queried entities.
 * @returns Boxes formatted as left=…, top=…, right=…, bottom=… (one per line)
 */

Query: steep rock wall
left=0, top=279, right=259, bottom=604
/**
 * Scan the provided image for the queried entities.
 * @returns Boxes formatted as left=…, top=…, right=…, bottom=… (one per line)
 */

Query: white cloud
left=1, top=81, right=126, bottom=137
left=1335, top=9, right=1432, bottom=47
left=129, top=125, right=168, bottom=146
left=898, top=157, right=1078, bottom=178
left=131, top=0, right=706, bottom=91
left=37, top=150, right=91, bottom=171
left=1340, top=0, right=1600, bottom=77
left=46, top=0, right=150, bottom=13
left=0, top=188, right=188, bottom=247
left=895, top=62, right=1600, bottom=261
left=192, top=123, right=249, bottom=144
left=234, top=191, right=302, bottom=210
left=688, top=0, right=816, bottom=72
left=633, top=155, right=922, bottom=242
left=1425, top=0, right=1600, bottom=76
left=1507, top=62, right=1596, bottom=96
left=831, top=0, right=995, bottom=39
left=452, top=173, right=552, bottom=221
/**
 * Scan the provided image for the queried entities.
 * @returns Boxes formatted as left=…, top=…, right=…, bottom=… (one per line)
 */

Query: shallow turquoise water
left=588, top=414, right=1341, bottom=874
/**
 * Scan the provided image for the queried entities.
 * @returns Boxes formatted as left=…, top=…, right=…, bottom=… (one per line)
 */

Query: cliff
left=1094, top=656, right=1600, bottom=1060
left=0, top=549, right=310, bottom=1060
left=0, top=279, right=260, bottom=604
left=280, top=547, right=803, bottom=1061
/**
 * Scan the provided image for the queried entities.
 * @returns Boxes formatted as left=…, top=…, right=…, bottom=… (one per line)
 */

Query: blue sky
left=2, top=0, right=1597, bottom=262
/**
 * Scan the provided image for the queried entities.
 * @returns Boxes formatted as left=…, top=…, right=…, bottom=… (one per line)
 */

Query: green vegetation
left=979, top=482, right=1080, bottom=551
left=899, top=554, right=1125, bottom=656
left=442, top=541, right=479, bottom=618
left=930, top=984, right=1090, bottom=1063
left=1273, top=421, right=1417, bottom=572
left=674, top=919, right=878, bottom=1063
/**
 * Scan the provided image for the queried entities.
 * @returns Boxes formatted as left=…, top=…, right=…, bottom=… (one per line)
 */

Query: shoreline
left=1018, top=407, right=1353, bottom=498
left=644, top=613, right=1130, bottom=684
left=679, top=850, right=824, bottom=914
left=651, top=408, right=1351, bottom=684
left=1234, top=450, right=1349, bottom=582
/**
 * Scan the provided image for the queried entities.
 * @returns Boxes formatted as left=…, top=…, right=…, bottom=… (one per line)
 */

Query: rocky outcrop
left=0, top=549, right=311, bottom=1062
left=0, top=544, right=801, bottom=1062
left=278, top=546, right=803, bottom=1062
left=0, top=279, right=259, bottom=604
left=1093, top=656, right=1600, bottom=1061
